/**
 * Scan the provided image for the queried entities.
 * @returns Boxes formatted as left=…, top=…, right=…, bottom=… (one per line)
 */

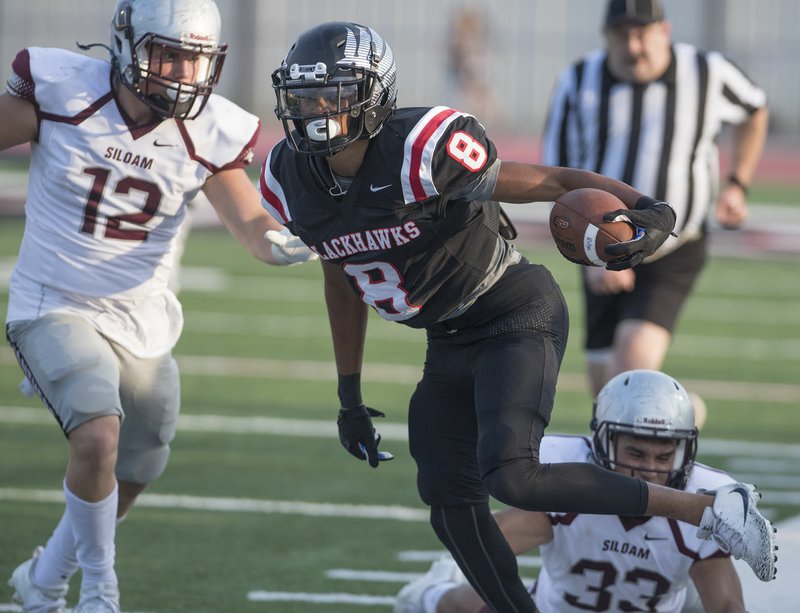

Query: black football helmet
left=272, top=21, right=397, bottom=156
left=591, top=369, right=698, bottom=489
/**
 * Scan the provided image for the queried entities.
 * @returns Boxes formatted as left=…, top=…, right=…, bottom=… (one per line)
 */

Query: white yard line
left=0, top=487, right=428, bottom=522
left=246, top=591, right=395, bottom=606
left=4, top=405, right=800, bottom=453
left=6, top=348, right=796, bottom=403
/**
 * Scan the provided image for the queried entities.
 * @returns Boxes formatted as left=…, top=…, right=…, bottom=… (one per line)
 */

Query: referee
left=541, top=0, right=769, bottom=417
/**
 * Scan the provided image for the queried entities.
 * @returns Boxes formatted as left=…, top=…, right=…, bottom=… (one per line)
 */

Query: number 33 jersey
left=260, top=106, right=521, bottom=329
left=5, top=47, right=259, bottom=357
left=533, top=435, right=735, bottom=613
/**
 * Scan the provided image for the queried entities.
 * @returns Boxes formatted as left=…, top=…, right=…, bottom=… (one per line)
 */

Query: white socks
left=32, top=482, right=129, bottom=591
left=32, top=511, right=79, bottom=589
left=422, top=582, right=459, bottom=613
left=64, top=480, right=119, bottom=589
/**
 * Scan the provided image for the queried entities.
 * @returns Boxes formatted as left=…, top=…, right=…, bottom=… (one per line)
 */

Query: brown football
left=549, top=188, right=637, bottom=266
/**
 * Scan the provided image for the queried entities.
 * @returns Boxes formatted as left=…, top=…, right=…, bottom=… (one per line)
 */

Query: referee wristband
left=727, top=174, right=749, bottom=195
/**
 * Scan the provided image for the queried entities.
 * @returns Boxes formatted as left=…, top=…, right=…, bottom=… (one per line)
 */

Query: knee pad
left=115, top=401, right=178, bottom=484
left=115, top=353, right=180, bottom=484
left=116, top=443, right=171, bottom=484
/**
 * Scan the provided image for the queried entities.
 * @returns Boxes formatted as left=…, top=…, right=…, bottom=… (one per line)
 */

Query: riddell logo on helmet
left=635, top=416, right=671, bottom=426
left=185, top=32, right=214, bottom=42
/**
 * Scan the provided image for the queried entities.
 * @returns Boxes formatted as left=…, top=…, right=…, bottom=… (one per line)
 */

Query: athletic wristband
left=727, top=174, right=749, bottom=195
left=338, top=373, right=363, bottom=408
left=633, top=196, right=666, bottom=210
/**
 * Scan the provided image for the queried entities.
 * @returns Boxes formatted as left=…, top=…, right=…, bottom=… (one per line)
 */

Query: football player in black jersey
left=260, top=21, right=777, bottom=611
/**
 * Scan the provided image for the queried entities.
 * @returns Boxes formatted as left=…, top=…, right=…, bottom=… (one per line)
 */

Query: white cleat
left=8, top=546, right=68, bottom=613
left=393, top=554, right=466, bottom=613
left=696, top=482, right=778, bottom=582
left=73, top=582, right=121, bottom=613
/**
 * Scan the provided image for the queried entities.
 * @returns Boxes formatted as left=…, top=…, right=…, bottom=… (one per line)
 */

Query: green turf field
left=1, top=206, right=798, bottom=611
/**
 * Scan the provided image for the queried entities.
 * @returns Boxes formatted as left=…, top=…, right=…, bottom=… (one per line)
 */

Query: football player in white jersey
left=395, top=370, right=747, bottom=613
left=1, top=0, right=316, bottom=611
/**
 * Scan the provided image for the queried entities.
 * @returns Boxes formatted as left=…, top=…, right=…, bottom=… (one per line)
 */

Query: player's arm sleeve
left=6, top=49, right=36, bottom=102
left=1, top=50, right=39, bottom=148
left=431, top=113, right=498, bottom=196
left=217, top=120, right=260, bottom=172
left=258, top=143, right=291, bottom=226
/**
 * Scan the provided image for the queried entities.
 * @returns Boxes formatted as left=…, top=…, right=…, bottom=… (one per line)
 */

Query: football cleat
left=393, top=554, right=466, bottom=613
left=73, top=582, right=121, bottom=613
left=8, top=546, right=69, bottom=613
left=696, top=482, right=778, bottom=581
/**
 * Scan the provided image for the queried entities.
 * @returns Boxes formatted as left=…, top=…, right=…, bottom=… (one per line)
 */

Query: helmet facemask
left=273, top=63, right=373, bottom=156
left=593, top=422, right=698, bottom=489
left=127, top=35, right=226, bottom=119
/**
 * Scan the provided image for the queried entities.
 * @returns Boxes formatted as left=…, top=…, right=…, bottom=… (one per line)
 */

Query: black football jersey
left=261, top=106, right=517, bottom=329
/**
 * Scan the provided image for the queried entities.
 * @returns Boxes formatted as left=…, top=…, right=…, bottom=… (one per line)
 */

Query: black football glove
left=337, top=405, right=394, bottom=468
left=603, top=198, right=677, bottom=270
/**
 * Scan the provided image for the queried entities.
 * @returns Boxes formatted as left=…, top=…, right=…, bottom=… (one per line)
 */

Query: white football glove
left=264, top=228, right=318, bottom=266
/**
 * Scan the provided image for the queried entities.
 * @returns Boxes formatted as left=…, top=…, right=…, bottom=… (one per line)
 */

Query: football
left=549, top=188, right=637, bottom=266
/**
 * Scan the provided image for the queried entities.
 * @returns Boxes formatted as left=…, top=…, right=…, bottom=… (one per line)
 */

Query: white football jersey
left=532, top=435, right=734, bottom=613
left=5, top=47, right=259, bottom=357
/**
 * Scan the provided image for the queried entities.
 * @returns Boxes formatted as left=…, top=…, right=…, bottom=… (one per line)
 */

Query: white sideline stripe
left=1, top=349, right=798, bottom=402
left=177, top=356, right=800, bottom=402
left=0, top=488, right=428, bottom=522
left=0, top=405, right=406, bottom=440
left=726, top=473, right=800, bottom=489
left=697, top=439, right=800, bottom=458
left=246, top=591, right=395, bottom=605
left=4, top=405, right=800, bottom=457
left=325, top=568, right=536, bottom=585
left=2, top=484, right=797, bottom=518
left=183, top=312, right=800, bottom=358
left=325, top=569, right=422, bottom=582
left=0, top=608, right=152, bottom=613
left=396, top=550, right=542, bottom=567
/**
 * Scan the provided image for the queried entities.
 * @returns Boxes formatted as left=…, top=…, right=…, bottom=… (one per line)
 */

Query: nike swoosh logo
left=153, top=140, right=177, bottom=147
left=732, top=485, right=750, bottom=523
left=644, top=534, right=669, bottom=541
left=369, top=183, right=392, bottom=192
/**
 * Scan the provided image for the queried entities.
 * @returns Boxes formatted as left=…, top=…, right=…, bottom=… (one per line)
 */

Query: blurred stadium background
left=1, top=1, right=799, bottom=611
left=1, top=0, right=800, bottom=143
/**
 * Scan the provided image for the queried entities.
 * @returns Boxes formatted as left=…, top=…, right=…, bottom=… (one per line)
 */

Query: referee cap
left=605, top=0, right=665, bottom=27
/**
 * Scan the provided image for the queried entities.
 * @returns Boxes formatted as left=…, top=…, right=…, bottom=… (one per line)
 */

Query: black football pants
left=409, top=288, right=648, bottom=612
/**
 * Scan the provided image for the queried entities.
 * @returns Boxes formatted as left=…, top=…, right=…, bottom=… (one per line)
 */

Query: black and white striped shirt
left=541, top=42, right=766, bottom=259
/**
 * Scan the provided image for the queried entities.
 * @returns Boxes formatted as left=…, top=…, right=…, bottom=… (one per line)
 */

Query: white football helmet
left=109, top=0, right=227, bottom=119
left=591, top=369, right=698, bottom=489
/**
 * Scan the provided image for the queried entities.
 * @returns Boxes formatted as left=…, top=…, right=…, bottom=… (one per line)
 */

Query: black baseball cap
left=605, top=0, right=665, bottom=27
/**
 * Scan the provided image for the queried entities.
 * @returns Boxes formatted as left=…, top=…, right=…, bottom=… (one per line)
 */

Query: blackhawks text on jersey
left=260, top=105, right=529, bottom=329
